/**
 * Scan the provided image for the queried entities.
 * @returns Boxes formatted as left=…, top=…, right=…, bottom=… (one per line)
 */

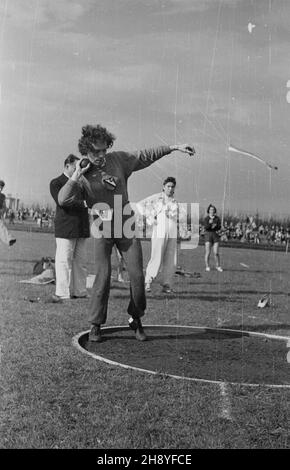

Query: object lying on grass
left=23, top=296, right=41, bottom=303
left=175, top=267, right=201, bottom=278
left=257, top=294, right=270, bottom=308
left=240, top=263, right=250, bottom=268
left=19, top=268, right=55, bottom=285
left=33, top=257, right=55, bottom=275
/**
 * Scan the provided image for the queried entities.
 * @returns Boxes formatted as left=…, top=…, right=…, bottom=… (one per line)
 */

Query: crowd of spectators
left=200, top=216, right=290, bottom=246
left=4, top=206, right=54, bottom=229
left=3, top=205, right=290, bottom=247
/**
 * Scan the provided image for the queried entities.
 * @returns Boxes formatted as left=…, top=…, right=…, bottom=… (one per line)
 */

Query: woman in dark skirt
left=204, top=204, right=223, bottom=272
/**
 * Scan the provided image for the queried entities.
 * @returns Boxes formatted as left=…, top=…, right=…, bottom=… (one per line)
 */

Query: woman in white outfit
left=139, top=177, right=179, bottom=294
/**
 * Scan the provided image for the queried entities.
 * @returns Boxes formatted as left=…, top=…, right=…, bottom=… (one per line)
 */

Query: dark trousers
left=89, top=236, right=146, bottom=325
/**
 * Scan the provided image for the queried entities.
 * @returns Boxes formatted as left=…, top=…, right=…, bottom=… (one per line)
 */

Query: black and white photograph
left=0, top=0, right=289, bottom=455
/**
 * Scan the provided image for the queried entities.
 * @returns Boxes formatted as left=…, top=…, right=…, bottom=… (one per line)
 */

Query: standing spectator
left=258, top=224, right=264, bottom=235
left=8, top=209, right=15, bottom=224
left=50, top=154, right=90, bottom=301
left=274, top=226, right=281, bottom=244
left=245, top=224, right=252, bottom=242
left=139, top=177, right=179, bottom=294
left=48, top=215, right=53, bottom=228
left=0, top=180, right=16, bottom=246
left=253, top=230, right=260, bottom=244
left=37, top=215, right=43, bottom=227
left=235, top=223, right=243, bottom=240
left=204, top=204, right=223, bottom=272
left=229, top=222, right=235, bottom=239
left=281, top=228, right=286, bottom=245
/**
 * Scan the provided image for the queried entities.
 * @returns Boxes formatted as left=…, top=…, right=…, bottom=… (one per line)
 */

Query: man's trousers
left=55, top=237, right=88, bottom=299
left=145, top=228, right=177, bottom=288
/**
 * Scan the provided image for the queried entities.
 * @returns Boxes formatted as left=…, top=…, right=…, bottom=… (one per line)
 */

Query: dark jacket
left=50, top=173, right=90, bottom=239
left=0, top=193, right=5, bottom=211
left=204, top=215, right=221, bottom=232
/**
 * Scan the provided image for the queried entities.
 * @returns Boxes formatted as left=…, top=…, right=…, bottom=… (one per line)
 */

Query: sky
left=1, top=0, right=290, bottom=217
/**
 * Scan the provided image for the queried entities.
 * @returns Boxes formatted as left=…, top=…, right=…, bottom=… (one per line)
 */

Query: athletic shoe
left=216, top=266, right=223, bottom=272
left=9, top=239, right=16, bottom=246
left=205, top=267, right=210, bottom=272
left=128, top=317, right=147, bottom=341
left=50, top=294, right=70, bottom=303
left=145, top=282, right=151, bottom=292
left=89, top=325, right=102, bottom=342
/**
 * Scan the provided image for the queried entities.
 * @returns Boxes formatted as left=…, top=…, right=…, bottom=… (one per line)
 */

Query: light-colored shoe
left=50, top=294, right=71, bottom=303
left=145, top=282, right=151, bottom=292
left=205, top=267, right=210, bottom=272
left=216, top=266, right=223, bottom=272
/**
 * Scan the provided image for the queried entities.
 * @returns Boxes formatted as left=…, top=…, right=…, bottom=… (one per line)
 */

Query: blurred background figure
left=0, top=180, right=16, bottom=247
left=204, top=204, right=223, bottom=272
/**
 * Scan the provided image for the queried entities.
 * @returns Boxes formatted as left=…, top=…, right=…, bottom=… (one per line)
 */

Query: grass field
left=0, top=230, right=290, bottom=449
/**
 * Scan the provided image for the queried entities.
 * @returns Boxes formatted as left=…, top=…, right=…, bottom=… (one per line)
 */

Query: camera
left=80, top=158, right=90, bottom=168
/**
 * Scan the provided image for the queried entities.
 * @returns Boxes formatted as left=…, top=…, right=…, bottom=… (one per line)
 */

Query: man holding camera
left=59, top=124, right=195, bottom=341
left=49, top=154, right=90, bottom=301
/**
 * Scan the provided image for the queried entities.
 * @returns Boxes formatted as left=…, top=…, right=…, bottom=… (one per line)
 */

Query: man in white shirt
left=139, top=177, right=179, bottom=294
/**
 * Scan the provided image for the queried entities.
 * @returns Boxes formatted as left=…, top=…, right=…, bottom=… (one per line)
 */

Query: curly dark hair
left=207, top=204, right=217, bottom=214
left=78, top=124, right=116, bottom=155
left=163, top=176, right=176, bottom=187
